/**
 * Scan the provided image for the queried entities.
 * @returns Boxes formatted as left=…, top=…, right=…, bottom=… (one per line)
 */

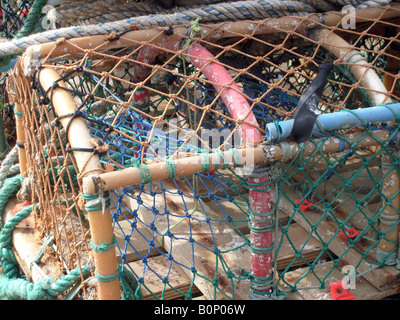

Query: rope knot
left=105, top=30, right=120, bottom=42
left=55, top=38, right=66, bottom=46
left=90, top=138, right=109, bottom=157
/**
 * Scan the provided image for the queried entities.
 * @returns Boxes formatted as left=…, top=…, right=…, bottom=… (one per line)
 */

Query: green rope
left=30, top=233, right=54, bottom=270
left=81, top=192, right=111, bottom=212
left=200, top=152, right=210, bottom=173
left=95, top=264, right=121, bottom=283
left=165, top=157, right=177, bottom=180
left=0, top=173, right=144, bottom=300
left=213, top=149, right=221, bottom=171
left=215, top=149, right=227, bottom=170
left=90, top=234, right=117, bottom=253
left=0, top=264, right=91, bottom=300
left=0, top=203, right=39, bottom=279
left=120, top=266, right=143, bottom=300
left=0, top=176, right=95, bottom=299
left=0, top=175, right=24, bottom=216
left=137, top=163, right=152, bottom=185
left=182, top=17, right=202, bottom=51
left=14, top=0, right=48, bottom=40
left=0, top=175, right=25, bottom=279
left=231, top=148, right=241, bottom=167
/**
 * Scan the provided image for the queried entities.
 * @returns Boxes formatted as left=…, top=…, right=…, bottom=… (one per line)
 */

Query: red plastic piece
left=11, top=200, right=31, bottom=215
left=330, top=281, right=355, bottom=300
left=338, top=227, right=360, bottom=240
left=21, top=9, right=29, bottom=17
left=295, top=199, right=313, bottom=212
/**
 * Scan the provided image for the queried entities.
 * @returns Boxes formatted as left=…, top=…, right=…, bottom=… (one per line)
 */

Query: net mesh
left=5, top=6, right=400, bottom=299
left=0, top=0, right=32, bottom=39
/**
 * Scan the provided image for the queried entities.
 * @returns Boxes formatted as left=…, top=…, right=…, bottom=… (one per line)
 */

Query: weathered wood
left=273, top=186, right=400, bottom=291
left=206, top=193, right=291, bottom=235
left=212, top=221, right=331, bottom=299
left=203, top=194, right=249, bottom=235
left=282, top=260, right=400, bottom=300
left=119, top=174, right=332, bottom=299
left=128, top=254, right=200, bottom=300
left=274, top=223, right=330, bottom=271
left=116, top=201, right=330, bottom=300
left=177, top=169, right=249, bottom=201
left=127, top=179, right=249, bottom=300
left=114, top=221, right=165, bottom=263
left=3, top=199, right=62, bottom=283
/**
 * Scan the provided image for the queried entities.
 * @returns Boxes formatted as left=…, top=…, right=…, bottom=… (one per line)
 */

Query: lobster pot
left=6, top=6, right=400, bottom=300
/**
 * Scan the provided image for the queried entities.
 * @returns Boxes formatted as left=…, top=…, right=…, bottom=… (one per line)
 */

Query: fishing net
left=3, top=3, right=400, bottom=300
left=0, top=0, right=33, bottom=39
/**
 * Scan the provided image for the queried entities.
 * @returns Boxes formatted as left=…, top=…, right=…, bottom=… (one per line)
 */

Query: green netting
left=272, top=127, right=400, bottom=293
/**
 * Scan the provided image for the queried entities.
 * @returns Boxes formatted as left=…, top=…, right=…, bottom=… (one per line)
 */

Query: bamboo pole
left=264, top=129, right=393, bottom=162
left=82, top=147, right=265, bottom=194
left=309, top=28, right=392, bottom=106
left=38, top=67, right=121, bottom=300
left=14, top=103, right=27, bottom=177
left=83, top=128, right=395, bottom=193
left=28, top=4, right=400, bottom=60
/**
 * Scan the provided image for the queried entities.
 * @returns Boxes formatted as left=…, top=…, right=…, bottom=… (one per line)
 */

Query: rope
left=54, top=0, right=390, bottom=25
left=0, top=174, right=25, bottom=216
left=55, top=0, right=324, bottom=26
left=0, top=145, right=19, bottom=189
left=0, top=265, right=91, bottom=300
left=14, top=0, right=48, bottom=40
left=0, top=0, right=392, bottom=57
left=0, top=174, right=142, bottom=299
left=0, top=204, right=38, bottom=279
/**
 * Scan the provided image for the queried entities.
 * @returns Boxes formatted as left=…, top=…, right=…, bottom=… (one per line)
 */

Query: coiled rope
left=0, top=0, right=394, bottom=56
left=0, top=166, right=141, bottom=299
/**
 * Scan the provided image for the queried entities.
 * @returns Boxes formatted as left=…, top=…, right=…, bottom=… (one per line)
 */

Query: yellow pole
left=14, top=103, right=27, bottom=177
left=83, top=129, right=393, bottom=193
left=38, top=67, right=121, bottom=300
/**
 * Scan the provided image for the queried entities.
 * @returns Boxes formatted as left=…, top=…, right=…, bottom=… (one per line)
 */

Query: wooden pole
left=14, top=103, right=27, bottom=177
left=82, top=148, right=266, bottom=193
left=263, top=129, right=392, bottom=163
left=38, top=67, right=121, bottom=300
left=83, top=128, right=394, bottom=193
left=309, top=28, right=392, bottom=105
